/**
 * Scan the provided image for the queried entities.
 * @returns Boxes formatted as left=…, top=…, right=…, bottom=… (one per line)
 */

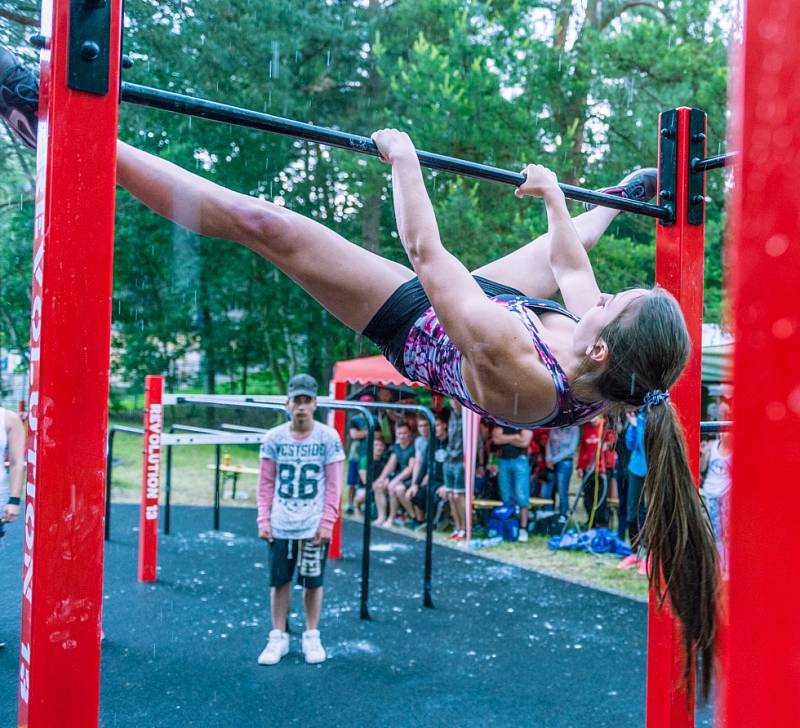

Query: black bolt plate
left=68, top=0, right=111, bottom=95
left=658, top=109, right=677, bottom=226
left=687, top=108, right=707, bottom=226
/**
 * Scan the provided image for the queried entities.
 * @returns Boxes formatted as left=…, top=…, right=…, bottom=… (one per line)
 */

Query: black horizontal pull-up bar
left=692, top=152, right=738, bottom=172
left=120, top=82, right=670, bottom=221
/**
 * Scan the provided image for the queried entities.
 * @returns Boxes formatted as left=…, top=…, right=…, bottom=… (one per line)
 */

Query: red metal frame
left=647, top=107, right=705, bottom=728
left=722, top=1, right=800, bottom=724
left=18, top=0, right=121, bottom=724
left=328, top=379, right=348, bottom=559
left=138, top=376, right=164, bottom=582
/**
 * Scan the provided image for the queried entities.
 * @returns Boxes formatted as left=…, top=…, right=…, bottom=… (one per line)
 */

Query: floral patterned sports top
left=403, top=294, right=607, bottom=428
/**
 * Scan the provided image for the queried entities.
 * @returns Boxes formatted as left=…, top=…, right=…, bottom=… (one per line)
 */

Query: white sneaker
left=518, top=529, right=529, bottom=543
left=257, top=629, right=289, bottom=665
left=302, top=629, right=327, bottom=664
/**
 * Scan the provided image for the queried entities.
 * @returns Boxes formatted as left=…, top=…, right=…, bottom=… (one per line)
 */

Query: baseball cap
left=287, top=373, right=318, bottom=399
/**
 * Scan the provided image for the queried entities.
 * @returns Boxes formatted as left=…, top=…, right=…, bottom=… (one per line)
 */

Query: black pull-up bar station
left=120, top=81, right=676, bottom=220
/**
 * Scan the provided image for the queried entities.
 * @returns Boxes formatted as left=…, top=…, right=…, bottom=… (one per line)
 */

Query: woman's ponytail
left=640, top=401, right=719, bottom=700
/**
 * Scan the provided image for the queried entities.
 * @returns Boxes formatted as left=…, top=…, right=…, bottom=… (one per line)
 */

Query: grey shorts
left=444, top=462, right=465, bottom=493
left=268, top=538, right=328, bottom=589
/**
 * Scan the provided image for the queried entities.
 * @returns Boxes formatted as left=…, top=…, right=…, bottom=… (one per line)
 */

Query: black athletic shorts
left=268, top=538, right=328, bottom=589
left=362, top=275, right=524, bottom=377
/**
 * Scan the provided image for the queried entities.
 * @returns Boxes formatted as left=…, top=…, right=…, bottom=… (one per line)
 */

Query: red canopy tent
left=331, top=354, right=417, bottom=388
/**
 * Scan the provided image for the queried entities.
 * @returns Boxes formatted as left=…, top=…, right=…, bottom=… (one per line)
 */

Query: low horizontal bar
left=221, top=423, right=270, bottom=433
left=700, top=420, right=732, bottom=434
left=120, top=82, right=669, bottom=220
left=692, top=152, right=738, bottom=172
left=109, top=425, right=144, bottom=435
left=160, top=433, right=265, bottom=446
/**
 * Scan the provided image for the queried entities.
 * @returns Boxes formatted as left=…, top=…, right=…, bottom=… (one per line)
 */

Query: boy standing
left=256, top=374, right=345, bottom=666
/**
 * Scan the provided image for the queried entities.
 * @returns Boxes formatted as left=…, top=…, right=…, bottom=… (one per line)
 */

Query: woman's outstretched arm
left=516, top=165, right=601, bottom=316
left=371, top=129, right=526, bottom=362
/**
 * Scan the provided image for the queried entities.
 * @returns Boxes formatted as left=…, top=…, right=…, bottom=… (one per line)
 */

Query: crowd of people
left=342, top=388, right=732, bottom=567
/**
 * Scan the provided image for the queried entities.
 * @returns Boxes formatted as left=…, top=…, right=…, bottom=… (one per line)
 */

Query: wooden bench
left=206, top=463, right=259, bottom=499
left=472, top=497, right=554, bottom=512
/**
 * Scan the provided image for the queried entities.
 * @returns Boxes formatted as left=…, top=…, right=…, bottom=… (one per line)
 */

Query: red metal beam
left=722, top=1, right=800, bottom=724
left=18, top=0, right=121, bottom=724
left=647, top=106, right=706, bottom=728
left=138, top=376, right=164, bottom=582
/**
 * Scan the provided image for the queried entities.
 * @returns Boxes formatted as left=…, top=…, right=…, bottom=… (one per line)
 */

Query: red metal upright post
left=138, top=375, right=164, bottom=582
left=647, top=106, right=706, bottom=728
left=18, top=0, right=121, bottom=725
left=328, top=379, right=347, bottom=560
left=722, top=1, right=800, bottom=725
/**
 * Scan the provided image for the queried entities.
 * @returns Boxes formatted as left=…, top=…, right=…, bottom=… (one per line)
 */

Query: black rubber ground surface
left=0, top=505, right=713, bottom=727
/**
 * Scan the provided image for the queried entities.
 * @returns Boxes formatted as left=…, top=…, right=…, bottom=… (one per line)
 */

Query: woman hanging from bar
left=0, top=46, right=719, bottom=697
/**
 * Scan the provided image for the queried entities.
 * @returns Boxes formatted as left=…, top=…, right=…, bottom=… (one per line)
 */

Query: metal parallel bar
left=104, top=425, right=144, bottom=541
left=104, top=429, right=115, bottom=541
left=120, top=82, right=669, bottom=220
left=700, top=420, right=732, bottom=434
left=179, top=396, right=453, bottom=617
left=164, top=443, right=172, bottom=535
left=221, top=423, right=270, bottom=433
left=692, top=152, right=738, bottom=172
left=213, top=444, right=221, bottom=531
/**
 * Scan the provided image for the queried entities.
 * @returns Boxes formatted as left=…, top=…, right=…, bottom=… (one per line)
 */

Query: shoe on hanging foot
left=583, top=168, right=658, bottom=212
left=0, top=46, right=39, bottom=149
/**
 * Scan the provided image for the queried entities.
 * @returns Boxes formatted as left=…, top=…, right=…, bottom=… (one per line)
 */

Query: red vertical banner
left=722, top=2, right=800, bottom=725
left=18, top=1, right=122, bottom=725
left=138, top=376, right=164, bottom=582
left=647, top=107, right=705, bottom=728
left=328, top=379, right=348, bottom=560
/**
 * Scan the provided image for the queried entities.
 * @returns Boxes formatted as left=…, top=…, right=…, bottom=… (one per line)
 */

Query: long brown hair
left=572, top=286, right=719, bottom=699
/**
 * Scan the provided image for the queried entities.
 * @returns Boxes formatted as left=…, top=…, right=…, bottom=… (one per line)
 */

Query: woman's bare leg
left=116, top=141, right=414, bottom=333
left=471, top=206, right=619, bottom=298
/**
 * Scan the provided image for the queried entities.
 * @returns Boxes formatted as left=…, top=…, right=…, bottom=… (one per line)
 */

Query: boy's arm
left=319, top=461, right=344, bottom=532
left=257, top=458, right=276, bottom=532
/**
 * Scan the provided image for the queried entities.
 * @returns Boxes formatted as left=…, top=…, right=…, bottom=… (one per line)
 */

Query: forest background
left=0, top=0, right=733, bottom=400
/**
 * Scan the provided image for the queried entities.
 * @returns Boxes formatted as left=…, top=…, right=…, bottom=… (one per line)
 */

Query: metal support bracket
left=687, top=107, right=707, bottom=225
left=658, top=109, right=677, bottom=226
left=68, top=0, right=111, bottom=95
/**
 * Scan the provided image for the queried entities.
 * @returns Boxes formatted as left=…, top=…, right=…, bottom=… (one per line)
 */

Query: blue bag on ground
left=547, top=528, right=632, bottom=557
left=487, top=506, right=519, bottom=541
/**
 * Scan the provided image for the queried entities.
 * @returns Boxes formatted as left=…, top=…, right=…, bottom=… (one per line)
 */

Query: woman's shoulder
left=465, top=350, right=559, bottom=425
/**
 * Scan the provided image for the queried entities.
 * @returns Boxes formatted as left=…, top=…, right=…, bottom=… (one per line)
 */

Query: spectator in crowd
left=618, top=408, right=648, bottom=570
left=493, top=425, right=533, bottom=542
left=373, top=421, right=416, bottom=527
left=256, top=374, right=344, bottom=666
left=577, top=415, right=612, bottom=528
left=409, top=414, right=449, bottom=528
left=354, top=436, right=388, bottom=515
left=376, top=386, right=403, bottom=443
left=0, top=406, right=25, bottom=651
left=395, top=416, right=431, bottom=527
left=700, top=403, right=731, bottom=570
left=474, top=418, right=494, bottom=498
left=529, top=429, right=551, bottom=498
left=542, top=425, right=579, bottom=528
left=614, top=415, right=632, bottom=541
left=444, top=400, right=466, bottom=541
left=345, top=409, right=369, bottom=515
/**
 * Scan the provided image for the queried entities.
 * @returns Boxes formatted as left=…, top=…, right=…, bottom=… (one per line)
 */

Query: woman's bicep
left=417, top=250, right=516, bottom=357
